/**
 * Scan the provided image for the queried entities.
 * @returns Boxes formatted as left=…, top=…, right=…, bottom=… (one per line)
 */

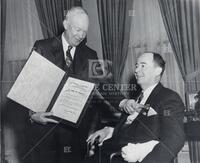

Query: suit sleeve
left=32, top=40, right=45, bottom=56
left=141, top=92, right=185, bottom=163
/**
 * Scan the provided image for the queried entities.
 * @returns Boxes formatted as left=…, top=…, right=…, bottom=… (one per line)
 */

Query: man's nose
left=135, top=66, right=139, bottom=73
left=78, top=31, right=86, bottom=39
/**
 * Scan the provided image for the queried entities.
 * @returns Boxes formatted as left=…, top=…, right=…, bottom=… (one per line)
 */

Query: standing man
left=27, top=7, right=103, bottom=163
left=85, top=52, right=185, bottom=163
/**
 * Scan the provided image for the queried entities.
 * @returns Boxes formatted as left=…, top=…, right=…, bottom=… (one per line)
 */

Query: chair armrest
left=110, top=151, right=121, bottom=163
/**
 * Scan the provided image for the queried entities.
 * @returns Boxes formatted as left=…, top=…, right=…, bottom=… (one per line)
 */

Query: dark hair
left=152, top=52, right=165, bottom=76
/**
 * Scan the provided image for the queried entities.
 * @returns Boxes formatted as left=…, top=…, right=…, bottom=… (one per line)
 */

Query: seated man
left=83, top=52, right=185, bottom=163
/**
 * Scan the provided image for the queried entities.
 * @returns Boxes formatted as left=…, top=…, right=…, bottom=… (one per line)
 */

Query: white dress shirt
left=121, top=83, right=159, bottom=162
left=62, top=33, right=76, bottom=60
left=121, top=83, right=158, bottom=123
left=139, top=83, right=158, bottom=105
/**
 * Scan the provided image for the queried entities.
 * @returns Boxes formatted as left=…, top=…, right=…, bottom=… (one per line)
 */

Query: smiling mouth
left=73, top=39, right=82, bottom=45
left=75, top=37, right=82, bottom=42
left=136, top=75, right=144, bottom=79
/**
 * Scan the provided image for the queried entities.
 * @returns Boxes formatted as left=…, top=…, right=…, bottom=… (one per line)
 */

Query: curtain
left=158, top=0, right=200, bottom=93
left=188, top=141, right=200, bottom=163
left=1, top=0, right=6, bottom=80
left=2, top=0, right=43, bottom=162
left=158, top=1, right=200, bottom=163
left=34, top=0, right=82, bottom=38
left=121, top=0, right=185, bottom=101
left=96, top=0, right=133, bottom=83
left=1, top=0, right=7, bottom=161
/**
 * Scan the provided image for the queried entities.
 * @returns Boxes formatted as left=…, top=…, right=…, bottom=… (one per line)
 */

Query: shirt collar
left=139, top=83, right=158, bottom=105
left=61, top=33, right=76, bottom=59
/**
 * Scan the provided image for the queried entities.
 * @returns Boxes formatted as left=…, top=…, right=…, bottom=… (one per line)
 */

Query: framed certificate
left=48, top=76, right=95, bottom=127
left=7, top=51, right=95, bottom=127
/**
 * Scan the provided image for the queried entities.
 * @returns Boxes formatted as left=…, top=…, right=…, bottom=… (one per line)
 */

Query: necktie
left=137, top=92, right=144, bottom=103
left=65, top=45, right=73, bottom=68
left=137, top=92, right=150, bottom=115
left=125, top=92, right=145, bottom=124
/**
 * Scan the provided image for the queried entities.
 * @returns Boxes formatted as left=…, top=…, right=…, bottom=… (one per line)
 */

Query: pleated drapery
left=158, top=0, right=200, bottom=93
left=34, top=0, right=82, bottom=38
left=97, top=0, right=133, bottom=83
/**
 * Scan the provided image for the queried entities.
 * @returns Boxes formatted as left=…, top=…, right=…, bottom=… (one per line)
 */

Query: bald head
left=63, top=7, right=89, bottom=47
left=65, top=7, right=89, bottom=24
left=135, top=52, right=165, bottom=90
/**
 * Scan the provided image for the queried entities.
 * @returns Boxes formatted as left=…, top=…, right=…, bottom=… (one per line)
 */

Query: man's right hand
left=119, top=99, right=145, bottom=115
left=87, top=127, right=114, bottom=146
left=30, top=112, right=59, bottom=125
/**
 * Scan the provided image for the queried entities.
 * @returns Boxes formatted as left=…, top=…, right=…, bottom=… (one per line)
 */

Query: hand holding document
left=30, top=112, right=59, bottom=124
left=7, top=51, right=95, bottom=127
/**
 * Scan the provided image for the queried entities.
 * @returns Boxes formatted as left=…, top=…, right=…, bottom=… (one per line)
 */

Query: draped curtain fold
left=2, top=0, right=43, bottom=162
left=96, top=0, right=133, bottom=83
left=158, top=1, right=200, bottom=163
left=121, top=0, right=185, bottom=101
left=158, top=0, right=200, bottom=93
left=188, top=141, right=200, bottom=163
left=1, top=0, right=6, bottom=80
left=34, top=0, right=82, bottom=38
left=1, top=0, right=7, bottom=161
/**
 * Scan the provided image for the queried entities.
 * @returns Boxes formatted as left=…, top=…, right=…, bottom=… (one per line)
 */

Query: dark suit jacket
left=33, top=36, right=124, bottom=106
left=33, top=35, right=124, bottom=122
left=29, top=36, right=124, bottom=162
left=27, top=36, right=102, bottom=161
left=33, top=36, right=98, bottom=82
left=103, top=83, right=185, bottom=163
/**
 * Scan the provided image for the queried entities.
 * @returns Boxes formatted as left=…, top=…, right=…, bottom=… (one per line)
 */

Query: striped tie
left=137, top=92, right=144, bottom=103
left=65, top=45, right=73, bottom=68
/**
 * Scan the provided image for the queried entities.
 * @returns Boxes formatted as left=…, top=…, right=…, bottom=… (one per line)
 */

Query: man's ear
left=155, top=67, right=162, bottom=76
left=63, top=19, right=68, bottom=30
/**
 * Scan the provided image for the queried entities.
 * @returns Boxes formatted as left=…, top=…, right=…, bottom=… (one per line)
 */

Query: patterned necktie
left=65, top=45, right=73, bottom=68
left=137, top=92, right=144, bottom=103
left=124, top=92, right=144, bottom=125
left=137, top=92, right=150, bottom=115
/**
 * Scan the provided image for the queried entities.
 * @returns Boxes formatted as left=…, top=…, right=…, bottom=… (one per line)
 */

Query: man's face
left=134, top=53, right=159, bottom=89
left=65, top=14, right=89, bottom=47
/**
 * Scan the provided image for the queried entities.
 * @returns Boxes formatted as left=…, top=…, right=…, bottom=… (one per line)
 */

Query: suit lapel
left=114, top=83, right=164, bottom=139
left=73, top=46, right=87, bottom=73
left=144, top=83, right=163, bottom=112
left=51, top=36, right=66, bottom=70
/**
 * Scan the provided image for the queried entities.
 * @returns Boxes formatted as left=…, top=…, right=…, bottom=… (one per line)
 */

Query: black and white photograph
left=1, top=0, right=200, bottom=163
